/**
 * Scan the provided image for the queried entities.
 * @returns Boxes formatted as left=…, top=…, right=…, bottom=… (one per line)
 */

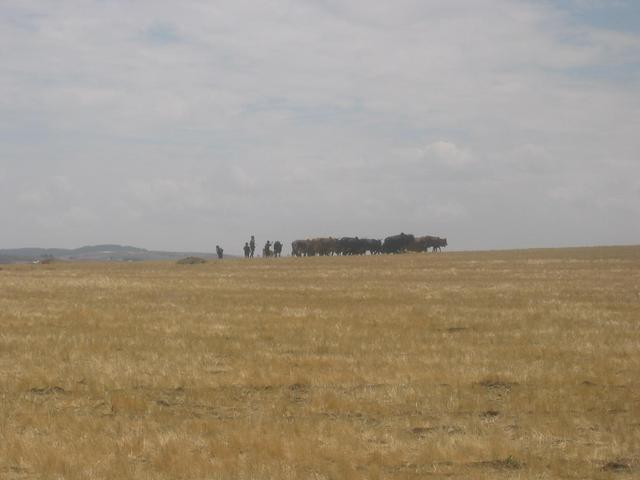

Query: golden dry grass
left=1, top=246, right=639, bottom=479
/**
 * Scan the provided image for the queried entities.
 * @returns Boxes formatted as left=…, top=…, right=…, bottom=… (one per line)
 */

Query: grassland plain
left=0, top=246, right=639, bottom=479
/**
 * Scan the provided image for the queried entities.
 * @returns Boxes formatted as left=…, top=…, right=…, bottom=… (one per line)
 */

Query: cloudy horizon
left=1, top=0, right=639, bottom=254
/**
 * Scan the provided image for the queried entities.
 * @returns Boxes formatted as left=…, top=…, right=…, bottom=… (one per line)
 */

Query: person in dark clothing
left=216, top=245, right=223, bottom=259
left=249, top=235, right=256, bottom=258
left=243, top=242, right=251, bottom=258
left=263, top=240, right=272, bottom=258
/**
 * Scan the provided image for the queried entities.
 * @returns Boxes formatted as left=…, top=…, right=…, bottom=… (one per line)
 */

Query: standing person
left=263, top=240, right=272, bottom=257
left=243, top=242, right=251, bottom=258
left=249, top=235, right=256, bottom=258
left=216, top=245, right=223, bottom=259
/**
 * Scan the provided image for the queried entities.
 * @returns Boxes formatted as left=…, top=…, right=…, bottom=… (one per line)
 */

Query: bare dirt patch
left=471, top=455, right=523, bottom=470
left=445, top=326, right=468, bottom=333
left=480, top=409, right=500, bottom=418
left=411, top=425, right=464, bottom=437
left=176, top=256, right=206, bottom=265
left=478, top=378, right=519, bottom=391
left=602, top=460, right=632, bottom=472
left=28, top=386, right=66, bottom=395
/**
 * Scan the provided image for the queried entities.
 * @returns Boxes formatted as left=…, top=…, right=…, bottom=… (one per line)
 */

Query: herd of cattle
left=291, top=233, right=447, bottom=256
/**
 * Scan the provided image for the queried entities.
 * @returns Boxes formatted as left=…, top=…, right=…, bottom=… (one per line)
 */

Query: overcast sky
left=1, top=0, right=639, bottom=253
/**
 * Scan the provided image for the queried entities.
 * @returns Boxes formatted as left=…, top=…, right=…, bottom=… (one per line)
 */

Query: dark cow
left=342, top=237, right=382, bottom=255
left=310, top=237, right=337, bottom=256
left=291, top=239, right=304, bottom=257
left=291, top=237, right=338, bottom=256
left=338, top=237, right=367, bottom=255
left=382, top=233, right=415, bottom=254
left=408, top=236, right=435, bottom=252
left=407, top=237, right=426, bottom=252
left=363, top=238, right=382, bottom=255
left=414, top=235, right=448, bottom=252
left=273, top=240, right=283, bottom=257
left=432, top=237, right=447, bottom=252
left=292, top=239, right=313, bottom=257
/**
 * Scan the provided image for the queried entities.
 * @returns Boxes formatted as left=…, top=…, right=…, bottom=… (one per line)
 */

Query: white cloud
left=508, top=144, right=556, bottom=174
left=230, top=165, right=257, bottom=191
left=51, top=175, right=72, bottom=193
left=127, top=177, right=214, bottom=213
left=421, top=141, right=475, bottom=168
left=17, top=189, right=50, bottom=207
left=16, top=175, right=73, bottom=208
left=61, top=205, right=97, bottom=224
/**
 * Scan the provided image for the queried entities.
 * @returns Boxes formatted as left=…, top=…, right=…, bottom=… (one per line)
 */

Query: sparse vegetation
left=1, top=246, right=639, bottom=479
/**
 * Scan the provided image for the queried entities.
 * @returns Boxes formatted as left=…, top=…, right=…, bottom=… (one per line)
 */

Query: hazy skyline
left=2, top=0, right=639, bottom=254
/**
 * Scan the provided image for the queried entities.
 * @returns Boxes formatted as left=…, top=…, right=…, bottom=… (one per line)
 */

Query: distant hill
left=0, top=244, right=229, bottom=263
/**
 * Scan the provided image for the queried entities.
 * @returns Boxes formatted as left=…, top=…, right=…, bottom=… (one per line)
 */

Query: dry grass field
left=1, top=246, right=639, bottom=479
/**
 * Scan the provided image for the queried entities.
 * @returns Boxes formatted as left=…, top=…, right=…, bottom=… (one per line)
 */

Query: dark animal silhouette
left=410, top=236, right=448, bottom=252
left=382, top=233, right=415, bottom=254
left=338, top=237, right=367, bottom=255
left=432, top=237, right=447, bottom=252
left=293, top=234, right=445, bottom=256
left=363, top=238, right=382, bottom=254
left=291, top=239, right=307, bottom=257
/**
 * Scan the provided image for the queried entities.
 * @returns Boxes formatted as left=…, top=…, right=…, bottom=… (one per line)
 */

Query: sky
left=1, top=0, right=639, bottom=253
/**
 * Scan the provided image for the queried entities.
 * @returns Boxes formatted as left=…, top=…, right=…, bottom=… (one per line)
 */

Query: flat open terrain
left=1, top=246, right=639, bottom=479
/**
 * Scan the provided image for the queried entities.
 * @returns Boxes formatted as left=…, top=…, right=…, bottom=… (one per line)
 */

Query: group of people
left=242, top=235, right=283, bottom=258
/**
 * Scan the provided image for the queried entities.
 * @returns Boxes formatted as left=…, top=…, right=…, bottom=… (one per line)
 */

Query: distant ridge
left=0, top=244, right=228, bottom=263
